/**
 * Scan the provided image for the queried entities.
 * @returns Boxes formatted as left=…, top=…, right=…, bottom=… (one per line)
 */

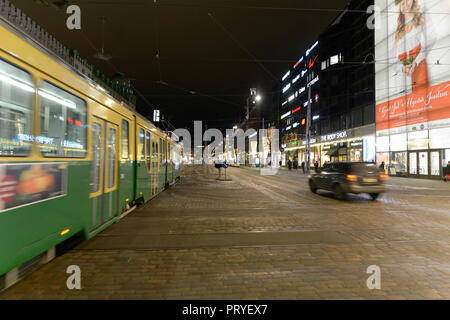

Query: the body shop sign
left=321, top=131, right=347, bottom=142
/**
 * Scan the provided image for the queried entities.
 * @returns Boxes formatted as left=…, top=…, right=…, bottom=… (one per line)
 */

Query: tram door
left=151, top=138, right=160, bottom=196
left=90, top=118, right=119, bottom=230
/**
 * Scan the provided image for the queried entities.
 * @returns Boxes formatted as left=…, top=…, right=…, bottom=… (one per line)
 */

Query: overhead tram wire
left=154, top=0, right=163, bottom=83
left=80, top=2, right=449, bottom=16
left=155, top=80, right=242, bottom=108
left=208, top=12, right=278, bottom=82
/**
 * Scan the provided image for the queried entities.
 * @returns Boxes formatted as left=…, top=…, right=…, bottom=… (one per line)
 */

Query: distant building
left=279, top=0, right=376, bottom=167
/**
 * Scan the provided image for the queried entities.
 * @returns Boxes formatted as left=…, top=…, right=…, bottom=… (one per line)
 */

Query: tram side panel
left=0, top=55, right=91, bottom=277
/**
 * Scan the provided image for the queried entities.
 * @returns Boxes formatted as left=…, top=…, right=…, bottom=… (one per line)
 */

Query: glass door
left=418, top=152, right=428, bottom=176
left=409, top=152, right=418, bottom=175
left=430, top=151, right=441, bottom=176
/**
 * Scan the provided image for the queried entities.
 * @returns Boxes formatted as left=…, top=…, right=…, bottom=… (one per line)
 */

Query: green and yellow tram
left=0, top=16, right=182, bottom=290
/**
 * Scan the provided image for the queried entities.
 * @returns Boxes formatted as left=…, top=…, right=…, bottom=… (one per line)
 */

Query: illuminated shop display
left=375, top=0, right=450, bottom=178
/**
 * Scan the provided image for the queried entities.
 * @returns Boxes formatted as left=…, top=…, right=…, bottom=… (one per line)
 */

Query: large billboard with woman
left=375, top=0, right=450, bottom=177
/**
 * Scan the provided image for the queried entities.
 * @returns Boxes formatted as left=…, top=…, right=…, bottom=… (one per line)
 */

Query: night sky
left=12, top=0, right=350, bottom=131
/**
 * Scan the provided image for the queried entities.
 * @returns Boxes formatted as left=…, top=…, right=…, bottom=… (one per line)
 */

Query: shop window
left=39, top=81, right=87, bottom=158
left=121, top=119, right=129, bottom=159
left=376, top=152, right=390, bottom=173
left=390, top=133, right=407, bottom=152
left=429, top=127, right=450, bottom=149
left=0, top=58, right=34, bottom=157
left=376, top=136, right=390, bottom=153
left=389, top=151, right=407, bottom=176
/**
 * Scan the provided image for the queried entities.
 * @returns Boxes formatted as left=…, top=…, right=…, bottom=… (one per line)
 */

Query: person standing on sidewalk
left=288, top=159, right=292, bottom=170
left=380, top=161, right=386, bottom=173
left=445, top=161, right=450, bottom=182
left=314, top=161, right=319, bottom=172
left=293, top=159, right=298, bottom=170
left=301, top=161, right=305, bottom=174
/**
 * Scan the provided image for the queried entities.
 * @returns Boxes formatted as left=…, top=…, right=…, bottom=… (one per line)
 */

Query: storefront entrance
left=408, top=150, right=442, bottom=179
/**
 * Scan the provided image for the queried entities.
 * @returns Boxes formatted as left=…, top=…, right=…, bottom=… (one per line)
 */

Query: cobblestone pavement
left=2, top=165, right=450, bottom=300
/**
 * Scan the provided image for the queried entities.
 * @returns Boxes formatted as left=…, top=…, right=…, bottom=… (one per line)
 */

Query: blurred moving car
left=308, top=162, right=388, bottom=200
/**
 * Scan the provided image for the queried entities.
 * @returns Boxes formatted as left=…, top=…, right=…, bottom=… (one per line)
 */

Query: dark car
left=308, top=162, right=388, bottom=200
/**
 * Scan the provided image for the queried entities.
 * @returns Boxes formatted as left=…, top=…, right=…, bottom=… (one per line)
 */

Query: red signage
left=376, top=81, right=450, bottom=131
left=292, top=107, right=301, bottom=114
left=309, top=55, right=319, bottom=69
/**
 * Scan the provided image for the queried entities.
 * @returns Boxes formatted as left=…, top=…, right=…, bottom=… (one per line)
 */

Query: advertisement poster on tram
left=0, top=163, right=67, bottom=213
left=375, top=0, right=450, bottom=135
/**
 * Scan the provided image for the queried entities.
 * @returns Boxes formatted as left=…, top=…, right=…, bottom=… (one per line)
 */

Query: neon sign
left=309, top=55, right=319, bottom=69
left=294, top=56, right=304, bottom=68
left=308, top=76, right=319, bottom=87
left=281, top=111, right=291, bottom=120
left=282, top=71, right=290, bottom=81
left=306, top=41, right=319, bottom=56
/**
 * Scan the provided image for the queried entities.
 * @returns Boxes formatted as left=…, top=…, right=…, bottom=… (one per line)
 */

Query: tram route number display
left=0, top=163, right=67, bottom=213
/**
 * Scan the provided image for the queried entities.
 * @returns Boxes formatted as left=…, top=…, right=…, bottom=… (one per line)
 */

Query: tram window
left=139, top=129, right=145, bottom=161
left=0, top=58, right=34, bottom=157
left=39, top=81, right=87, bottom=158
left=159, top=138, right=163, bottom=163
left=107, top=127, right=117, bottom=188
left=90, top=122, right=101, bottom=193
left=121, top=119, right=129, bottom=159
left=146, top=132, right=151, bottom=170
left=152, top=141, right=156, bottom=169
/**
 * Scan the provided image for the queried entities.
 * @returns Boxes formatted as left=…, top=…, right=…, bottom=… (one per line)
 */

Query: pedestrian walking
left=445, top=161, right=450, bottom=182
left=314, top=161, right=319, bottom=172
left=287, top=159, right=292, bottom=170
left=293, top=159, right=298, bottom=170
left=301, top=161, right=305, bottom=174
left=379, top=161, right=385, bottom=173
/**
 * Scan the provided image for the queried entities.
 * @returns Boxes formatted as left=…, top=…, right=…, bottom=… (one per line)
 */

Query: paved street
left=1, top=165, right=450, bottom=300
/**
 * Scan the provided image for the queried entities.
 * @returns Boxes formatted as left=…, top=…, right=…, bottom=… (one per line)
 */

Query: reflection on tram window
left=121, top=119, right=129, bottom=159
left=139, top=129, right=145, bottom=161
left=0, top=59, right=34, bottom=157
left=90, top=122, right=101, bottom=193
left=107, top=128, right=116, bottom=188
left=39, top=81, right=87, bottom=158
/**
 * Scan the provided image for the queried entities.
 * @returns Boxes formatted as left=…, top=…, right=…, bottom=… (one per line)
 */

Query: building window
left=0, top=58, right=34, bottom=157
left=39, top=81, right=87, bottom=158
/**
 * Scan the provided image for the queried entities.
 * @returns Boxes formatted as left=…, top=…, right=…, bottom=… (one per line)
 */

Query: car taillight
left=346, top=174, right=358, bottom=183
left=380, top=174, right=389, bottom=182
